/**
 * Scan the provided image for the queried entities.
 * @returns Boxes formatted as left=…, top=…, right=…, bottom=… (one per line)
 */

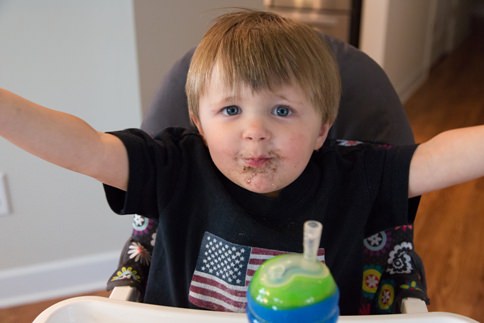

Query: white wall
left=360, top=0, right=436, bottom=102
left=384, top=0, right=436, bottom=102
left=0, top=0, right=139, bottom=306
left=133, top=0, right=264, bottom=115
left=0, top=0, right=264, bottom=307
left=360, top=0, right=471, bottom=103
left=429, top=0, right=473, bottom=67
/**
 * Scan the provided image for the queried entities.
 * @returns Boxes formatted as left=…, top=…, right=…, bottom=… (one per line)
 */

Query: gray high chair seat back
left=107, top=34, right=427, bottom=314
left=141, top=36, right=414, bottom=144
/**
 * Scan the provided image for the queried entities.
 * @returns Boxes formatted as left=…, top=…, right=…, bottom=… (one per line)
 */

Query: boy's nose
left=242, top=120, right=270, bottom=141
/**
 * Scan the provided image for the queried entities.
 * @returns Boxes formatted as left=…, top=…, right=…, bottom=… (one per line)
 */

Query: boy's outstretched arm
left=409, top=125, right=484, bottom=198
left=0, top=88, right=128, bottom=191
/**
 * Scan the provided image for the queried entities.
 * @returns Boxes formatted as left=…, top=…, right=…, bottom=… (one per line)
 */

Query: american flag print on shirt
left=188, top=231, right=326, bottom=312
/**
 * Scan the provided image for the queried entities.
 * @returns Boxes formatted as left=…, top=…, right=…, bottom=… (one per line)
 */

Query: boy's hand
left=409, top=125, right=484, bottom=197
left=0, top=88, right=129, bottom=191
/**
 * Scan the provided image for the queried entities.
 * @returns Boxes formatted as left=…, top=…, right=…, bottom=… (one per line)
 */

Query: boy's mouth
left=239, top=155, right=279, bottom=187
left=241, top=155, right=278, bottom=177
left=242, top=157, right=272, bottom=169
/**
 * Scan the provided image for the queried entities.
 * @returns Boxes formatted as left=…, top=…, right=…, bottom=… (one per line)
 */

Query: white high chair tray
left=33, top=296, right=478, bottom=323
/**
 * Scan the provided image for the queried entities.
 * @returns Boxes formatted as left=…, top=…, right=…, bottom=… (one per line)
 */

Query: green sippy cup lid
left=248, top=221, right=338, bottom=310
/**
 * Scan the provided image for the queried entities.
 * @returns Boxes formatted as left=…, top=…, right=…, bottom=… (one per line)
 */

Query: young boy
left=1, top=10, right=483, bottom=315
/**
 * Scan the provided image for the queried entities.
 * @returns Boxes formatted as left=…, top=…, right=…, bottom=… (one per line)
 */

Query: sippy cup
left=246, top=220, right=339, bottom=323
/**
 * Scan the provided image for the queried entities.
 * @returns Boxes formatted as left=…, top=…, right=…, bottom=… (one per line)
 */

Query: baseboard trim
left=0, top=252, right=120, bottom=308
left=398, top=70, right=429, bottom=104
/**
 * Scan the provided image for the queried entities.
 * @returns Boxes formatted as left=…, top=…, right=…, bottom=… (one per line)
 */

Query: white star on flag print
left=188, top=232, right=326, bottom=312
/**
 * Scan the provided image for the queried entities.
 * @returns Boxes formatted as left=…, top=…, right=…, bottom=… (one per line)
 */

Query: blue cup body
left=246, top=288, right=339, bottom=323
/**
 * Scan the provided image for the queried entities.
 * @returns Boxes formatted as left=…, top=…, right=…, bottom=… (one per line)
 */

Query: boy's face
left=193, top=67, right=330, bottom=197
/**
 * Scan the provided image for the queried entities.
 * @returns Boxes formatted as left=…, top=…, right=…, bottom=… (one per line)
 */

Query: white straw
left=303, top=220, right=323, bottom=262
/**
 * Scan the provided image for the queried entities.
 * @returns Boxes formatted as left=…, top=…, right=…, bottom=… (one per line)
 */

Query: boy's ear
left=314, top=123, right=331, bottom=150
left=190, top=112, right=204, bottom=136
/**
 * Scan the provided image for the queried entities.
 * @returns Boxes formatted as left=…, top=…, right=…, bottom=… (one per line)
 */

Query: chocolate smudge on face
left=242, top=163, right=278, bottom=184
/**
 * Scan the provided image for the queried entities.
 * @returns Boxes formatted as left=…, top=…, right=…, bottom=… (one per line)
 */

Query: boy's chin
left=237, top=179, right=284, bottom=198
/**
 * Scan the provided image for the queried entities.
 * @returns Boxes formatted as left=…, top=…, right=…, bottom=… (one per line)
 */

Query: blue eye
left=273, top=105, right=292, bottom=117
left=222, top=105, right=241, bottom=116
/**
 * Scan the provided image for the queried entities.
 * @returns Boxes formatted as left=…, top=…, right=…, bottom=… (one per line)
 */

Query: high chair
left=33, top=294, right=478, bottom=323
left=35, top=34, right=476, bottom=322
left=105, top=33, right=429, bottom=313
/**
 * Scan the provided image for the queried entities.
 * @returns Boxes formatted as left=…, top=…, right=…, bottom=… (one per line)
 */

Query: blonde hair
left=186, top=10, right=341, bottom=124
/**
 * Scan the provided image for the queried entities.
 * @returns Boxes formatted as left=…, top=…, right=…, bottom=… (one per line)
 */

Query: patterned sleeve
left=359, top=225, right=429, bottom=314
left=107, top=215, right=158, bottom=300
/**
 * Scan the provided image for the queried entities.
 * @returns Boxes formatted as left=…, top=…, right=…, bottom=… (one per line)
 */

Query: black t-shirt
left=104, top=128, right=418, bottom=315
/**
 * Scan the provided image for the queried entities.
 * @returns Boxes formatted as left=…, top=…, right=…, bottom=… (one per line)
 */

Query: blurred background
left=0, top=0, right=482, bottom=321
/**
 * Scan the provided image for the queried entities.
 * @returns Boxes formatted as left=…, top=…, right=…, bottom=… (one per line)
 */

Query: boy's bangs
left=187, top=10, right=341, bottom=124
left=214, top=37, right=295, bottom=94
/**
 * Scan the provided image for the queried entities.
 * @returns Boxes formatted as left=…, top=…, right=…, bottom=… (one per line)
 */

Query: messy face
left=193, top=68, right=330, bottom=197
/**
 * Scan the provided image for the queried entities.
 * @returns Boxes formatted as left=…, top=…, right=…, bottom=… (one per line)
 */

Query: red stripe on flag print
left=189, top=271, right=247, bottom=312
left=246, top=248, right=326, bottom=283
left=191, top=271, right=247, bottom=298
left=245, top=247, right=286, bottom=282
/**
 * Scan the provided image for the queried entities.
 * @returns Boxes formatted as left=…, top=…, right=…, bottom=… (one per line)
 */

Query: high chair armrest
left=109, top=286, right=141, bottom=302
left=401, top=297, right=428, bottom=313
left=108, top=286, right=429, bottom=313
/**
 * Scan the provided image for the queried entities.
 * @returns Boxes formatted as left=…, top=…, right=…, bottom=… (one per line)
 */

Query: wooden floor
left=405, top=19, right=484, bottom=322
left=0, top=291, right=110, bottom=323
left=1, top=21, right=483, bottom=323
